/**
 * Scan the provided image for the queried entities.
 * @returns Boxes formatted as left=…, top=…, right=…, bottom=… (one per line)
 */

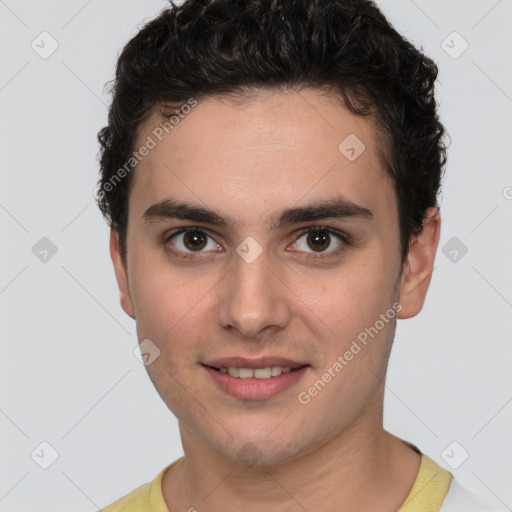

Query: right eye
left=166, top=227, right=222, bottom=257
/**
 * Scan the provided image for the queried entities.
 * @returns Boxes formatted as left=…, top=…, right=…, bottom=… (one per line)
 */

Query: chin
left=205, top=421, right=320, bottom=469
left=222, top=441, right=301, bottom=468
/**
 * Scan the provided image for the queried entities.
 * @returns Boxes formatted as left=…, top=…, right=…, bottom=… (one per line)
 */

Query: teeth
left=239, top=367, right=254, bottom=379
left=271, top=367, right=282, bottom=376
left=254, top=368, right=272, bottom=379
left=219, top=366, right=294, bottom=379
left=227, top=367, right=239, bottom=377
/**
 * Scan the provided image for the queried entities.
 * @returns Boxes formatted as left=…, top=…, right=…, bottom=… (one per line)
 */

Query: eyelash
left=164, top=226, right=349, bottom=261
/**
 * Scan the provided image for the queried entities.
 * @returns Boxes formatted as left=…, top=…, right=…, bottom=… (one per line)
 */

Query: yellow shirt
left=102, top=454, right=453, bottom=511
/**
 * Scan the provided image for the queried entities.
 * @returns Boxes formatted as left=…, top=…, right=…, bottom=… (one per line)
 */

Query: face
left=110, top=88, right=440, bottom=466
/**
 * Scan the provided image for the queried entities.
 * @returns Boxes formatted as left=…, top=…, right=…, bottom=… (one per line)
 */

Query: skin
left=110, top=87, right=441, bottom=511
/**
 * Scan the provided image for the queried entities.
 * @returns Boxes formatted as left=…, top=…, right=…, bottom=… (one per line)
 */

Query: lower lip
left=203, top=365, right=309, bottom=400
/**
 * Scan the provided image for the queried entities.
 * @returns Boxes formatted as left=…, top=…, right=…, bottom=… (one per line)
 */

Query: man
left=96, top=0, right=502, bottom=510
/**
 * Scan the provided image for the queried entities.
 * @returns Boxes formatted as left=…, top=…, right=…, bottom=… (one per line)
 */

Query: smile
left=217, top=366, right=293, bottom=379
left=202, top=362, right=310, bottom=400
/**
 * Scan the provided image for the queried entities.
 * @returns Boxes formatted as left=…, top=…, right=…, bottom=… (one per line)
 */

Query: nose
left=215, top=247, right=292, bottom=339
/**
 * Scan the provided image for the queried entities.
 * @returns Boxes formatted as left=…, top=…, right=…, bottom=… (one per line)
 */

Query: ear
left=109, top=227, right=135, bottom=319
left=397, top=207, right=441, bottom=319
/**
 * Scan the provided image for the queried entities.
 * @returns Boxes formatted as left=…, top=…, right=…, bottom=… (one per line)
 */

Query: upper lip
left=203, top=357, right=308, bottom=370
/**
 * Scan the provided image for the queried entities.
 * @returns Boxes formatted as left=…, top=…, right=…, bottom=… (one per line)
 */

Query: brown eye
left=183, top=230, right=208, bottom=251
left=306, top=229, right=330, bottom=252
left=167, top=228, right=220, bottom=255
left=291, top=227, right=346, bottom=257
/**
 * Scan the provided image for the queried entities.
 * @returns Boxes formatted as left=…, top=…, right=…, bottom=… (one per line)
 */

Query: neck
left=162, top=413, right=420, bottom=511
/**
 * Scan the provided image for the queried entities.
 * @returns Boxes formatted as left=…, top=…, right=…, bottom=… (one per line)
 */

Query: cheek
left=129, top=262, right=207, bottom=408
left=130, top=272, right=172, bottom=338
left=128, top=247, right=200, bottom=334
left=292, top=254, right=394, bottom=339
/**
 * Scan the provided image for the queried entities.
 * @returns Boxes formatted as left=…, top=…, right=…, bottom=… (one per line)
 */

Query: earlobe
left=109, top=227, right=135, bottom=319
left=397, top=208, right=441, bottom=319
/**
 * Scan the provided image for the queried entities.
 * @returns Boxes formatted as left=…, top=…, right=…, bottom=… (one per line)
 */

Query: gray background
left=0, top=0, right=511, bottom=510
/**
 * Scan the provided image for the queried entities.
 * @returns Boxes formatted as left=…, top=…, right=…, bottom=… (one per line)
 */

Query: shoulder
left=439, top=478, right=508, bottom=512
left=101, top=481, right=152, bottom=512
left=100, top=461, right=178, bottom=512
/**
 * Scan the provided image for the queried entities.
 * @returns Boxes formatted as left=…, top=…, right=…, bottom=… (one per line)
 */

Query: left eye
left=291, top=227, right=346, bottom=254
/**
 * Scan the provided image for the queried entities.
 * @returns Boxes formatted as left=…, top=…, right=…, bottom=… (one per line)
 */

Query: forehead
left=129, top=88, right=394, bottom=228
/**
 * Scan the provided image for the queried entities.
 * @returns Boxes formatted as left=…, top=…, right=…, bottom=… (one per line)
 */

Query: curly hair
left=96, top=0, right=448, bottom=265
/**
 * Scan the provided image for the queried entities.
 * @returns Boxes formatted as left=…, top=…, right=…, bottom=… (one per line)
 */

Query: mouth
left=202, top=357, right=310, bottom=400
left=204, top=364, right=304, bottom=379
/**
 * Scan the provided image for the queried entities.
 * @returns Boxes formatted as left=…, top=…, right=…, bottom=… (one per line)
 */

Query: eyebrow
left=142, top=196, right=373, bottom=230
